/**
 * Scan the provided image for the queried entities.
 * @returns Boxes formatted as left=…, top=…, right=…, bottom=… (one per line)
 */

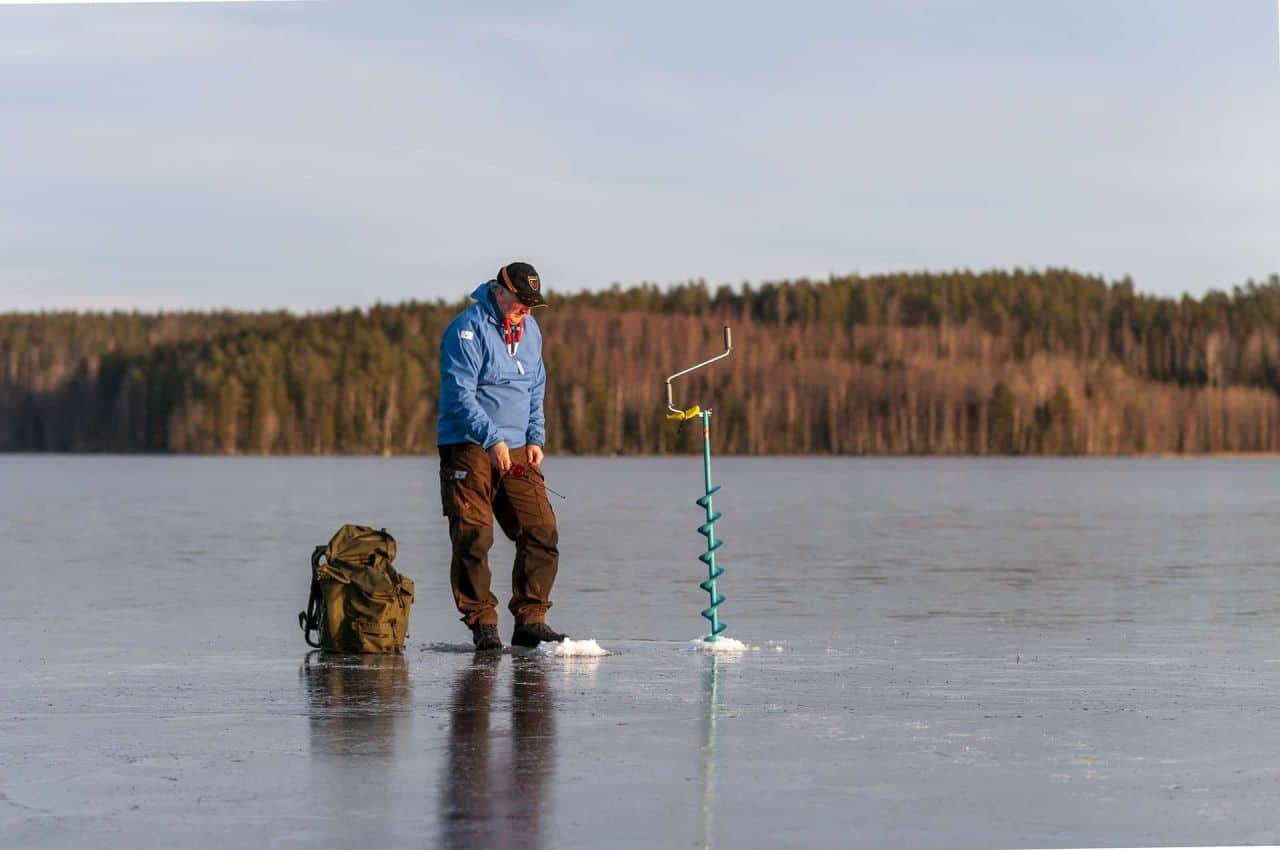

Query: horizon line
left=4, top=268, right=1280, bottom=318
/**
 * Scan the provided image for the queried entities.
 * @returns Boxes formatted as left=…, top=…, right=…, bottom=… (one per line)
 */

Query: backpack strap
left=298, top=544, right=327, bottom=648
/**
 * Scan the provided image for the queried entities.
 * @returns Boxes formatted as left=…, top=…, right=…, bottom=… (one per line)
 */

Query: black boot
left=511, top=622, right=567, bottom=648
left=471, top=622, right=504, bottom=652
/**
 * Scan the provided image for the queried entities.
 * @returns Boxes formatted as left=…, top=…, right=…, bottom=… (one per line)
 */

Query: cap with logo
left=497, top=261, right=548, bottom=308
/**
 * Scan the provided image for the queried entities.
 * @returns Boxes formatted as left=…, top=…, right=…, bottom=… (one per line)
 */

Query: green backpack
left=299, top=524, right=416, bottom=653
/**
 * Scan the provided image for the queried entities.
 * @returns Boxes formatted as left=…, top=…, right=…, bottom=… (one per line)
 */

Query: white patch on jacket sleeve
left=453, top=469, right=468, bottom=480
left=459, top=330, right=474, bottom=340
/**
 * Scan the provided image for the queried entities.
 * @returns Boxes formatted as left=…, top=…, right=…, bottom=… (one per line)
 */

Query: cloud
left=0, top=1, right=1276, bottom=309
left=0, top=9, right=677, bottom=306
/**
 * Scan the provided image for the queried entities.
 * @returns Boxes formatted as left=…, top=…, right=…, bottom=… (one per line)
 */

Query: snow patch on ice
left=532, top=638, right=611, bottom=658
left=683, top=636, right=754, bottom=653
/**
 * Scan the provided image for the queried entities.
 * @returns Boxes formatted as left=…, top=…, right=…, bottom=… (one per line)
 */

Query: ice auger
left=664, top=326, right=733, bottom=642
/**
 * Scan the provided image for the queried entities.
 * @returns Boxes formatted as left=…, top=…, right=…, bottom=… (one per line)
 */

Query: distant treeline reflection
left=6, top=268, right=1280, bottom=455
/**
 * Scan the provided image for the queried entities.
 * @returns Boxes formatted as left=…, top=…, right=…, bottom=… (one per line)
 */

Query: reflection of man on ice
left=441, top=655, right=555, bottom=849
left=436, top=262, right=567, bottom=651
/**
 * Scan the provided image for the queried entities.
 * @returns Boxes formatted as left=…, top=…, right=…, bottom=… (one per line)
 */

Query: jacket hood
left=470, top=281, right=502, bottom=323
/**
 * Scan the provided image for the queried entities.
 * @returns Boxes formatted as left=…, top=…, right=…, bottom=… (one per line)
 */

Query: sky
left=0, top=0, right=1277, bottom=311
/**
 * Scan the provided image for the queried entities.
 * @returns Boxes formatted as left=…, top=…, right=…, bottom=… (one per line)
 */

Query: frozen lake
left=3, top=455, right=1280, bottom=848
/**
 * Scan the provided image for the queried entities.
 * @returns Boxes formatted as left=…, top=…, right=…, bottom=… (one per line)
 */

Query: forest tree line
left=5, top=268, right=1280, bottom=455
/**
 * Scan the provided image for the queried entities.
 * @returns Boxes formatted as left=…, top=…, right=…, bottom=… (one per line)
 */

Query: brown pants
left=438, top=443, right=559, bottom=627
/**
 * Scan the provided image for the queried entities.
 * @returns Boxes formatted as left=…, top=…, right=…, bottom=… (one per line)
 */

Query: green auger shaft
left=696, top=409, right=726, bottom=641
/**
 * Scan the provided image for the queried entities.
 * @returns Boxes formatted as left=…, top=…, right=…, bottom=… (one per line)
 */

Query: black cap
left=497, top=261, right=547, bottom=308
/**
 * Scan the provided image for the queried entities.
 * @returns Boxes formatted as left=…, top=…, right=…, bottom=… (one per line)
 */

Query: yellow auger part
left=666, top=405, right=702, bottom=422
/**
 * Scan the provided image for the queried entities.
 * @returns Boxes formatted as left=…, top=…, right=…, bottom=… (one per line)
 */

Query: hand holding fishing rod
left=664, top=326, right=733, bottom=642
left=488, top=440, right=548, bottom=474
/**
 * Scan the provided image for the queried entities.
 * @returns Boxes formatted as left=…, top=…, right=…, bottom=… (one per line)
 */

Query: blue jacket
left=437, top=282, right=547, bottom=450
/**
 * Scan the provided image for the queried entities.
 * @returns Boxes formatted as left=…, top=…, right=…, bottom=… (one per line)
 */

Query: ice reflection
left=699, top=653, right=721, bottom=850
left=302, top=651, right=412, bottom=754
left=441, top=655, right=557, bottom=850
left=301, top=652, right=412, bottom=843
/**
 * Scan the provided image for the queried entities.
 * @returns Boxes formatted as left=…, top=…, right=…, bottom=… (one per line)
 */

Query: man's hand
left=488, top=441, right=511, bottom=472
left=527, top=444, right=544, bottom=467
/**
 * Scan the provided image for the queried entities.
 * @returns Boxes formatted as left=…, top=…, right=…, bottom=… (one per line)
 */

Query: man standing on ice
left=436, top=261, right=567, bottom=652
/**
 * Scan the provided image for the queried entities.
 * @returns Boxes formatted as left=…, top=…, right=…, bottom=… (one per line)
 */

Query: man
left=437, top=261, right=567, bottom=651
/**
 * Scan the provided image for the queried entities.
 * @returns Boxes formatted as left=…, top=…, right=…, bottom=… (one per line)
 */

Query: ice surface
left=422, top=640, right=611, bottom=657
left=423, top=641, right=477, bottom=653
left=6, top=456, right=1280, bottom=849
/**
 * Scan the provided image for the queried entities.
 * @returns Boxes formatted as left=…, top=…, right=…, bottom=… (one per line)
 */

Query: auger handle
left=664, top=326, right=732, bottom=416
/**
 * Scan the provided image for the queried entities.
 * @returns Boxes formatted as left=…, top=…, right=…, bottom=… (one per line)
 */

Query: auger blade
left=695, top=485, right=721, bottom=508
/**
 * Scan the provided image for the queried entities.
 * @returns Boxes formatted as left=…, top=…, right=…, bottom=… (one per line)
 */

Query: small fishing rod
left=506, top=463, right=566, bottom=499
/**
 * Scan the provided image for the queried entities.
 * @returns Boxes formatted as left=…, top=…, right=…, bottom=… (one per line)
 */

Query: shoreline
left=5, top=451, right=1280, bottom=459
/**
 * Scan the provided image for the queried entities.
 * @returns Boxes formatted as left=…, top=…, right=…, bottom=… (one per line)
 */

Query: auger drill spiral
left=664, top=326, right=733, bottom=643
